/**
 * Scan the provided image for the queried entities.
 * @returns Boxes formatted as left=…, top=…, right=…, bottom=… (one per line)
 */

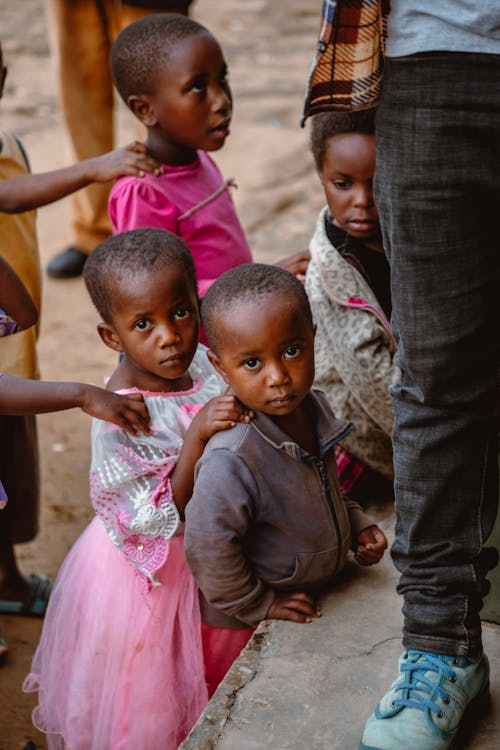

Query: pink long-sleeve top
left=109, top=150, right=253, bottom=297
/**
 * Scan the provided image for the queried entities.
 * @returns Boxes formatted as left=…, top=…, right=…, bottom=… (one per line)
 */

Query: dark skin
left=208, top=293, right=387, bottom=623
left=0, top=44, right=161, bottom=213
left=99, top=266, right=252, bottom=517
left=0, top=255, right=37, bottom=330
left=0, top=259, right=151, bottom=605
left=127, top=31, right=310, bottom=277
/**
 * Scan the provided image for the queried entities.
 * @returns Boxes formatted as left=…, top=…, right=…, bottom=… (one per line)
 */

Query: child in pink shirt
left=109, top=14, right=252, bottom=297
left=108, top=14, right=308, bottom=297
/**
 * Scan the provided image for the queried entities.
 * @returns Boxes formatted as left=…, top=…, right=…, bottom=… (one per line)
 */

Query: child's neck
left=107, top=358, right=194, bottom=394
left=145, top=132, right=199, bottom=167
left=268, top=397, right=318, bottom=456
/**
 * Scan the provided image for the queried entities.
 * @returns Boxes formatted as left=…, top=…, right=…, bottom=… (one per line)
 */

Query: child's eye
left=190, top=76, right=207, bottom=94
left=174, top=308, right=189, bottom=320
left=243, top=358, right=261, bottom=371
left=284, top=346, right=300, bottom=359
left=333, top=179, right=350, bottom=190
left=135, top=319, right=150, bottom=331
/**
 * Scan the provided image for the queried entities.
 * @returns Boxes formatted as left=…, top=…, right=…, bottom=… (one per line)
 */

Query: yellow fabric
left=0, top=131, right=41, bottom=379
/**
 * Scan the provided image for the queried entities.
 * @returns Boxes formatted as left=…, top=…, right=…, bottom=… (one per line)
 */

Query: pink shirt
left=109, top=151, right=253, bottom=296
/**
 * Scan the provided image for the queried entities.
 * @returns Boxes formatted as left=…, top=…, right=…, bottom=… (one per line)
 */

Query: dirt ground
left=0, top=1, right=324, bottom=747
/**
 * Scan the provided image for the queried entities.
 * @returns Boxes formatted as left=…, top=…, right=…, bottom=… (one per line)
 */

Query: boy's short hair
left=201, top=263, right=313, bottom=351
left=310, top=109, right=376, bottom=171
left=110, top=13, right=207, bottom=104
left=83, top=228, right=197, bottom=323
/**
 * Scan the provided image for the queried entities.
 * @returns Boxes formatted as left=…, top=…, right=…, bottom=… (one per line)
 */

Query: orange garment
left=44, top=0, right=191, bottom=253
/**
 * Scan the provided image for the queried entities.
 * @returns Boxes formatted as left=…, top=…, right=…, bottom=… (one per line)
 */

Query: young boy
left=305, top=109, right=398, bottom=504
left=184, top=263, right=387, bottom=695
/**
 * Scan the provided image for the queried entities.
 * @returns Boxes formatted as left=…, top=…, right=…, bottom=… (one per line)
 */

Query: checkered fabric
left=301, top=0, right=389, bottom=125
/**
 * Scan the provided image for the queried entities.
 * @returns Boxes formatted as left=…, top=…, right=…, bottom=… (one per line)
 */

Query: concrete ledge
left=181, top=515, right=500, bottom=749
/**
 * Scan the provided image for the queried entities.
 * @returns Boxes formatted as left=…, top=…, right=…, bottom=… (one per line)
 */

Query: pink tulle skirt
left=23, top=517, right=208, bottom=750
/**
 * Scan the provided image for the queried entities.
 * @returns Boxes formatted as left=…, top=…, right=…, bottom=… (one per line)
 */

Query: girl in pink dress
left=24, top=227, right=251, bottom=750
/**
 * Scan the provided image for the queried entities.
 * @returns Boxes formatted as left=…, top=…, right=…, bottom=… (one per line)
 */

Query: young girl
left=305, top=110, right=398, bottom=504
left=0, top=36, right=162, bottom=616
left=108, top=13, right=309, bottom=301
left=24, top=228, right=251, bottom=749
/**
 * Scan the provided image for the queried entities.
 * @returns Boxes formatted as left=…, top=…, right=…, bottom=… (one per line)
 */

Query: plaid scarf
left=301, top=0, right=390, bottom=125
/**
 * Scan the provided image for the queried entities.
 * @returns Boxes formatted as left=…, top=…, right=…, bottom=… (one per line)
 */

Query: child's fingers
left=125, top=140, right=148, bottom=154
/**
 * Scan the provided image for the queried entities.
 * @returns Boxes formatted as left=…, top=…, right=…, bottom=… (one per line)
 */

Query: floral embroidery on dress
left=88, top=345, right=224, bottom=589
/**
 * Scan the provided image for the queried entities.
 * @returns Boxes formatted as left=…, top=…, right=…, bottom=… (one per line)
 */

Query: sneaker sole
left=359, top=682, right=491, bottom=750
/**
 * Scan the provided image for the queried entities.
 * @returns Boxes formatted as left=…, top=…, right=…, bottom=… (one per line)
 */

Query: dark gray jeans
left=375, top=53, right=500, bottom=657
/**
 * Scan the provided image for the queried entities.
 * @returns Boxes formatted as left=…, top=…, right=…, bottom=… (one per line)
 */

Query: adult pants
left=375, top=53, right=500, bottom=657
left=44, top=0, right=190, bottom=254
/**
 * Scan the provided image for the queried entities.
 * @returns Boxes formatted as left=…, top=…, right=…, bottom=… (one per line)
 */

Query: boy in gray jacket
left=185, top=263, right=387, bottom=695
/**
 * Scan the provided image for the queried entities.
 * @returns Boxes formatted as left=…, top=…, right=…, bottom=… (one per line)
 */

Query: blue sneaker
left=359, top=650, right=490, bottom=750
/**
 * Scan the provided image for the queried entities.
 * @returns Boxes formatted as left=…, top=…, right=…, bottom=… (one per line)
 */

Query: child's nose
left=354, top=186, right=374, bottom=208
left=267, top=361, right=290, bottom=386
left=212, top=84, right=231, bottom=114
left=158, top=322, right=178, bottom=346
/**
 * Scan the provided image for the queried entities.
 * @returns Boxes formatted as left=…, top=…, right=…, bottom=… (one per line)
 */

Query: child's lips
left=160, top=353, right=184, bottom=366
left=268, top=393, right=295, bottom=406
left=349, top=218, right=378, bottom=231
left=210, top=119, right=231, bottom=136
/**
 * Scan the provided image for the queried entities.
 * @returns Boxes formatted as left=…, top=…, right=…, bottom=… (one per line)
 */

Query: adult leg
left=45, top=0, right=115, bottom=276
left=360, top=52, right=500, bottom=750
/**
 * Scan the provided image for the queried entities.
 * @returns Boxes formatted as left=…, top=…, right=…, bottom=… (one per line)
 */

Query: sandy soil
left=0, top=1, right=323, bottom=747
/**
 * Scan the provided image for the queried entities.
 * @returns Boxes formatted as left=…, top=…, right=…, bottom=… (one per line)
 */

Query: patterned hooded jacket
left=305, top=206, right=398, bottom=478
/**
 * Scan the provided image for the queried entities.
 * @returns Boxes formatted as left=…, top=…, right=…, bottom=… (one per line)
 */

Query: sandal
left=0, top=573, right=53, bottom=617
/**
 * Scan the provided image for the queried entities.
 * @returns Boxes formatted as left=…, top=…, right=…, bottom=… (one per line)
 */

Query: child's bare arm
left=0, top=142, right=162, bottom=213
left=0, top=375, right=151, bottom=437
left=0, top=256, right=37, bottom=329
left=354, top=524, right=388, bottom=566
left=170, top=394, right=253, bottom=517
left=266, top=591, right=321, bottom=623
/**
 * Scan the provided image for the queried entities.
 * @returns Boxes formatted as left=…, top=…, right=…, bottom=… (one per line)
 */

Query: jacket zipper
left=315, top=458, right=342, bottom=576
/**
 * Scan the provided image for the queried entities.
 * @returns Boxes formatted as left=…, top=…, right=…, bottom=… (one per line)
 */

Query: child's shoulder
left=0, top=131, right=30, bottom=172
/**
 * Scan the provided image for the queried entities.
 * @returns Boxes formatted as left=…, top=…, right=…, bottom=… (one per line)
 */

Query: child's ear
left=207, top=350, right=230, bottom=386
left=97, top=322, right=123, bottom=354
left=128, top=95, right=158, bottom=128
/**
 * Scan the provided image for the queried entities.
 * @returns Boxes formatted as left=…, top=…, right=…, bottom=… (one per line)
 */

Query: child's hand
left=80, top=386, right=152, bottom=437
left=191, top=394, right=253, bottom=443
left=354, top=525, right=388, bottom=566
left=275, top=250, right=311, bottom=280
left=86, top=141, right=163, bottom=183
left=267, top=591, right=321, bottom=623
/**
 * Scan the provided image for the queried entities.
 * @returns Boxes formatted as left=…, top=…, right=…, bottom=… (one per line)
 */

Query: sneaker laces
left=393, top=651, right=456, bottom=718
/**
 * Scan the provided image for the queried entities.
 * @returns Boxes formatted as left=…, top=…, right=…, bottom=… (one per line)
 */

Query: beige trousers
left=45, top=0, right=189, bottom=253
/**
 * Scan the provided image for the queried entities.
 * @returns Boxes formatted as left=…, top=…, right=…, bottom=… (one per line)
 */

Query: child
left=0, top=37, right=161, bottom=617
left=108, top=13, right=309, bottom=301
left=24, top=228, right=251, bottom=749
left=0, top=255, right=150, bottom=662
left=305, top=110, right=398, bottom=503
left=184, top=263, right=388, bottom=696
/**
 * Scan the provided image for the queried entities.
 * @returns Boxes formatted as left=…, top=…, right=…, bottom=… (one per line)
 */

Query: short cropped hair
left=310, top=109, right=376, bottom=171
left=201, top=263, right=313, bottom=351
left=110, top=13, right=207, bottom=104
left=83, top=228, right=197, bottom=323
